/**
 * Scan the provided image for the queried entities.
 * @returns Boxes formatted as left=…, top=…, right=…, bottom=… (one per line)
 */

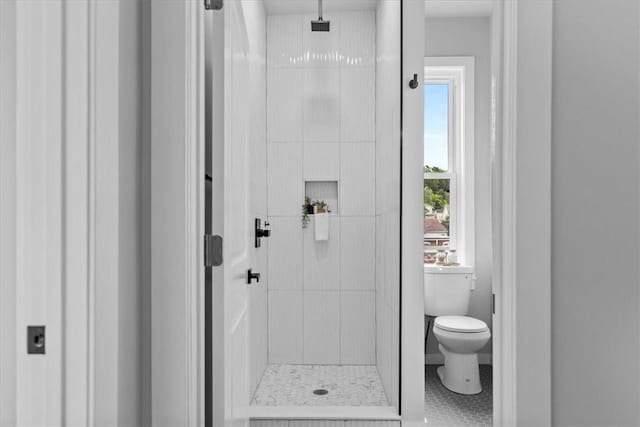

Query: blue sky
left=424, top=84, right=449, bottom=170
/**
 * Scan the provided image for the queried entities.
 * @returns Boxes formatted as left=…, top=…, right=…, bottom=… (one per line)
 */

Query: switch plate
left=27, top=325, right=45, bottom=354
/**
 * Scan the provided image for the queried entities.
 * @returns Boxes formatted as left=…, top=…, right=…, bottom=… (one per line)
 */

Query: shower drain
left=313, top=389, right=329, bottom=396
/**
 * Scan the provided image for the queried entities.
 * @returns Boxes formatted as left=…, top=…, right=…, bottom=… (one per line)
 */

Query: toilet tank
left=424, top=266, right=474, bottom=316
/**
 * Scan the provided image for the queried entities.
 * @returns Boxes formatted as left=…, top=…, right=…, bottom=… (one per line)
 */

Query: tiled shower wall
left=375, top=1, right=401, bottom=408
left=266, top=11, right=377, bottom=365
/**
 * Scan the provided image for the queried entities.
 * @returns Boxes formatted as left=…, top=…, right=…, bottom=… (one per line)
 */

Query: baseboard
left=249, top=405, right=400, bottom=421
left=425, top=352, right=492, bottom=365
left=251, top=420, right=400, bottom=427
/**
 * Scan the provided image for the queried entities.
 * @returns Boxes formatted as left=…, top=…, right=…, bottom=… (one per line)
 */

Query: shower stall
left=221, top=0, right=402, bottom=420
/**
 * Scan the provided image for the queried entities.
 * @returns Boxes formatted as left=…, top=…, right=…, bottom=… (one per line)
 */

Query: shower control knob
left=247, top=269, right=261, bottom=285
left=255, top=218, right=271, bottom=248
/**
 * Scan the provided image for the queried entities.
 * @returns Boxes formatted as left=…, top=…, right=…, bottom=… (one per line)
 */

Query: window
left=424, top=58, right=474, bottom=266
left=424, top=82, right=455, bottom=263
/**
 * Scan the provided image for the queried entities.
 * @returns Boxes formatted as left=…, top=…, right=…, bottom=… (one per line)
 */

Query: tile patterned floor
left=251, top=364, right=389, bottom=407
left=425, top=364, right=493, bottom=426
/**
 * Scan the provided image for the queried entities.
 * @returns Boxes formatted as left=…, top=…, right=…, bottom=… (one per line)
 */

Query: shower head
left=311, top=0, right=330, bottom=32
left=311, top=19, right=330, bottom=32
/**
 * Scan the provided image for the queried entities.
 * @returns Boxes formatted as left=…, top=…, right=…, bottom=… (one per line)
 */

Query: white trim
left=401, top=0, right=426, bottom=422
left=249, top=406, right=401, bottom=420
left=3, top=2, right=153, bottom=424
left=492, top=0, right=553, bottom=425
left=0, top=1, right=17, bottom=425
left=489, top=1, right=504, bottom=422
left=64, top=0, right=93, bottom=424
left=186, top=0, right=206, bottom=423
left=424, top=57, right=475, bottom=267
left=495, top=1, right=518, bottom=424
left=2, top=1, right=99, bottom=424
left=93, top=1, right=120, bottom=423
left=150, top=0, right=204, bottom=425
left=422, top=3, right=552, bottom=424
left=87, top=1, right=97, bottom=423
left=14, top=1, right=65, bottom=423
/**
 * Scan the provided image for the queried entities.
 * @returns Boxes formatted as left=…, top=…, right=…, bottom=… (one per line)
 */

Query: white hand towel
left=314, top=213, right=329, bottom=241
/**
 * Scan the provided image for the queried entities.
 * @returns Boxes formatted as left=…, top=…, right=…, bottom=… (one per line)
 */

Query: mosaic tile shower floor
left=425, top=364, right=493, bottom=426
left=251, top=364, right=390, bottom=406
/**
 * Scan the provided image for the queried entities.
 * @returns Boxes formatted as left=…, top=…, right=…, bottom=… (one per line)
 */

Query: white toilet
left=424, top=266, right=490, bottom=395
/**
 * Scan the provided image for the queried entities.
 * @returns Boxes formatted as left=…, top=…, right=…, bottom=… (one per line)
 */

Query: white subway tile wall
left=374, top=1, right=401, bottom=409
left=266, top=11, right=382, bottom=368
left=267, top=15, right=303, bottom=68
left=269, top=291, right=304, bottom=363
left=303, top=68, right=340, bottom=142
left=340, top=291, right=376, bottom=364
left=303, top=143, right=340, bottom=180
left=268, top=143, right=303, bottom=216
left=268, top=69, right=304, bottom=141
left=303, top=217, right=340, bottom=291
left=339, top=143, right=375, bottom=216
left=268, top=217, right=303, bottom=290
left=340, top=217, right=375, bottom=291
left=340, top=67, right=375, bottom=141
left=302, top=14, right=341, bottom=68
left=303, top=292, right=341, bottom=364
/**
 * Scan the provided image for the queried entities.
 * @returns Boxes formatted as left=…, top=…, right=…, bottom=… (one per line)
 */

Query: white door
left=152, top=0, right=253, bottom=424
left=221, top=1, right=252, bottom=425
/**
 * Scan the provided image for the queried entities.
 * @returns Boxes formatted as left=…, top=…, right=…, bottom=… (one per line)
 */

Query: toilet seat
left=434, top=315, right=488, bottom=333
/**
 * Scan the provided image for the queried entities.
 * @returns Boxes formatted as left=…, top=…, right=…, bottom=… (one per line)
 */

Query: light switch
left=27, top=325, right=45, bottom=354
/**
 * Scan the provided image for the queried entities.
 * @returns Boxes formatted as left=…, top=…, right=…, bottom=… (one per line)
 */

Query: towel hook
left=409, top=73, right=419, bottom=89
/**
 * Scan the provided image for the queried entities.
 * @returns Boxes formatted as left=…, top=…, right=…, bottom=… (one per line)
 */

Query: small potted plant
left=312, top=200, right=328, bottom=214
left=301, top=196, right=313, bottom=228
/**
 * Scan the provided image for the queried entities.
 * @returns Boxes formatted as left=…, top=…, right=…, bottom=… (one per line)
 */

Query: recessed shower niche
left=305, top=180, right=338, bottom=214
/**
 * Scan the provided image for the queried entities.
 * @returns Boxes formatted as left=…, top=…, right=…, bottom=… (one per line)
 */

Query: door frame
left=401, top=0, right=426, bottom=421
left=490, top=0, right=553, bottom=425
left=149, top=0, right=553, bottom=425
left=150, top=0, right=205, bottom=425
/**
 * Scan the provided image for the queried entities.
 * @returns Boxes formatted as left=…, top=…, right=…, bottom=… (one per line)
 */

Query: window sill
left=424, top=264, right=473, bottom=274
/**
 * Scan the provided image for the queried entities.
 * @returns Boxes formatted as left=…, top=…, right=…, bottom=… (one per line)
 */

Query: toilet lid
left=435, top=316, right=488, bottom=333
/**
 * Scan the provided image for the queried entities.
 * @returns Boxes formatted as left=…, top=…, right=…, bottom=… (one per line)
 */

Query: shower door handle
left=247, top=269, right=261, bottom=285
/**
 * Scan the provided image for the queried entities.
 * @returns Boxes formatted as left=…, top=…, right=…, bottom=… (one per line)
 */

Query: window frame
left=424, top=57, right=475, bottom=266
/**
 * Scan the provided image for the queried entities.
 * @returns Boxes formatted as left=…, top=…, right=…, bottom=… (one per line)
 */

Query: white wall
left=551, top=0, right=640, bottom=424
left=91, top=1, right=148, bottom=425
left=0, top=2, right=147, bottom=425
left=11, top=2, right=66, bottom=424
left=423, top=17, right=493, bottom=361
left=266, top=11, right=378, bottom=366
left=375, top=0, right=401, bottom=409
left=0, top=1, right=17, bottom=425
